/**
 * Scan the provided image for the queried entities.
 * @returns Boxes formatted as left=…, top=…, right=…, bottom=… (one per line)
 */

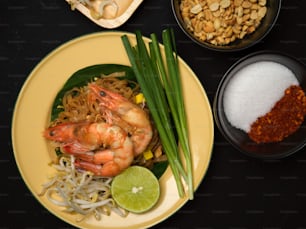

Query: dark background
left=4, top=0, right=306, bottom=228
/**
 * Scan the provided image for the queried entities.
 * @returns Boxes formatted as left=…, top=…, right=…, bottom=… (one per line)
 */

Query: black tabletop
left=5, top=0, right=306, bottom=228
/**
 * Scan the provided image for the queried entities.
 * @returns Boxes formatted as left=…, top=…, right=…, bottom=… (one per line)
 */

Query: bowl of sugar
left=213, top=51, right=306, bottom=159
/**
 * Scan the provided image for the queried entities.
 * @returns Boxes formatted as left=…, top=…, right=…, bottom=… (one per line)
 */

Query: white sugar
left=223, top=61, right=298, bottom=132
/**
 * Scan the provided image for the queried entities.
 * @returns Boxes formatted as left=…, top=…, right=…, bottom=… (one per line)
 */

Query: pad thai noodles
left=40, top=72, right=166, bottom=220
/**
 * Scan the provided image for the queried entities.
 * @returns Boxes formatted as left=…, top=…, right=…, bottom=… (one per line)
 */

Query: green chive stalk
left=121, top=29, right=193, bottom=200
left=151, top=30, right=194, bottom=200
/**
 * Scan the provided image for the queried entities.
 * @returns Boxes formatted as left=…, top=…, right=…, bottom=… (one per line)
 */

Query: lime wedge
left=111, top=166, right=160, bottom=213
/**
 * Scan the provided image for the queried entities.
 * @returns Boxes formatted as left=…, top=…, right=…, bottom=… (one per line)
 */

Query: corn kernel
left=143, top=150, right=153, bottom=160
left=91, top=192, right=98, bottom=202
left=135, top=93, right=145, bottom=104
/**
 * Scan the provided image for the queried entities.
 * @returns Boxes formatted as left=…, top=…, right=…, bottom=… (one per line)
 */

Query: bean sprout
left=39, top=155, right=128, bottom=221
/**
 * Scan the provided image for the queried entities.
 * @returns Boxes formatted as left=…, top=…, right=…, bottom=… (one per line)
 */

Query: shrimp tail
left=71, top=149, right=114, bottom=164
left=75, top=159, right=121, bottom=177
left=62, top=143, right=93, bottom=154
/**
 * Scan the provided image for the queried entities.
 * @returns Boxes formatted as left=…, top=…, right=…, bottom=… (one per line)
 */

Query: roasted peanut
left=214, top=18, right=221, bottom=30
left=258, top=6, right=267, bottom=18
left=234, top=0, right=243, bottom=7
left=203, top=21, right=215, bottom=32
left=259, top=0, right=266, bottom=6
left=180, top=0, right=267, bottom=46
left=250, top=10, right=258, bottom=20
left=209, top=2, right=220, bottom=11
left=190, top=4, right=202, bottom=14
left=220, top=0, right=231, bottom=9
left=242, top=1, right=252, bottom=9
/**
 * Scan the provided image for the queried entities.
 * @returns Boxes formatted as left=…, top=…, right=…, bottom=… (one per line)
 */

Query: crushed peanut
left=179, top=0, right=267, bottom=46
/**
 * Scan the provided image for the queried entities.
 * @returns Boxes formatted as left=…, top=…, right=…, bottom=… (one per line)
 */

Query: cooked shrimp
left=88, top=83, right=153, bottom=156
left=44, top=122, right=134, bottom=177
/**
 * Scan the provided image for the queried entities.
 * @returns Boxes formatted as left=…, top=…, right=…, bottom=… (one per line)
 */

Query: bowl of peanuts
left=213, top=51, right=306, bottom=159
left=171, top=0, right=282, bottom=51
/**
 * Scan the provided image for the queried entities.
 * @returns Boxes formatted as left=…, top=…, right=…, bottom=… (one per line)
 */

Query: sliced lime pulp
left=111, top=166, right=160, bottom=213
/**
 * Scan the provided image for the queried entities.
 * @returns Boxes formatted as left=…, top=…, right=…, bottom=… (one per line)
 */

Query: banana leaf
left=51, top=64, right=135, bottom=121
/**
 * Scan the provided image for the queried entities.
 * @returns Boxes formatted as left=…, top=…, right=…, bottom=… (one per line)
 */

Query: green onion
left=121, top=29, right=194, bottom=200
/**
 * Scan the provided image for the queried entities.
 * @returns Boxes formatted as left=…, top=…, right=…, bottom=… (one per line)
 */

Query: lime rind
left=111, top=166, right=160, bottom=213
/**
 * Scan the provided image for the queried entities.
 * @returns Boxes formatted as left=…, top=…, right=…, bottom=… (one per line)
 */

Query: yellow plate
left=12, top=31, right=214, bottom=229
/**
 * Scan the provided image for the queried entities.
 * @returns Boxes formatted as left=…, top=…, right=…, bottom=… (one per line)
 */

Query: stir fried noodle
left=54, top=72, right=139, bottom=124
left=41, top=73, right=166, bottom=220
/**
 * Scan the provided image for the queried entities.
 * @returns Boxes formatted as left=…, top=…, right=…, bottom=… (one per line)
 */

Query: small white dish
left=66, top=0, right=143, bottom=28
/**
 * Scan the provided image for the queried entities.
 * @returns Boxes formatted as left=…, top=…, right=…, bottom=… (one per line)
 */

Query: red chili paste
left=248, top=85, right=306, bottom=143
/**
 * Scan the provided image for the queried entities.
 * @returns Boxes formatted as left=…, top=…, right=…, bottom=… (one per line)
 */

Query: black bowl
left=171, top=0, right=282, bottom=52
left=213, top=51, right=306, bottom=159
